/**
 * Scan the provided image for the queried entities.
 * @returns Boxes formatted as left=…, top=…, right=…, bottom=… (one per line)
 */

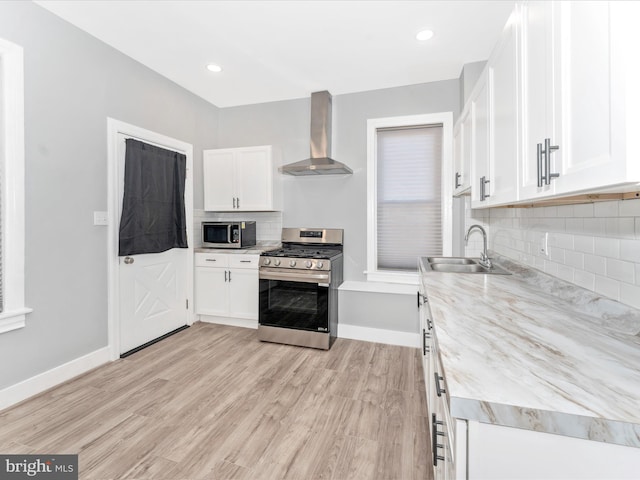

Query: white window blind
left=376, top=124, right=443, bottom=271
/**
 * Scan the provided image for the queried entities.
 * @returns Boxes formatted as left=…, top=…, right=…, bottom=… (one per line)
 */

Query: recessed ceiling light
left=206, top=64, right=222, bottom=73
left=416, top=30, right=434, bottom=41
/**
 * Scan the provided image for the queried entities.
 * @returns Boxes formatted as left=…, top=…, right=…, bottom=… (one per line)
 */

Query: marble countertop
left=195, top=241, right=280, bottom=255
left=420, top=255, right=640, bottom=448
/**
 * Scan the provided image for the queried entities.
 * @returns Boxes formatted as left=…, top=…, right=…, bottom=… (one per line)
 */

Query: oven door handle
left=259, top=269, right=330, bottom=285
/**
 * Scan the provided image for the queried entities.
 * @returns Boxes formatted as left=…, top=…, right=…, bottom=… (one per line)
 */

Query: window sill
left=0, top=307, right=33, bottom=334
left=364, top=270, right=419, bottom=286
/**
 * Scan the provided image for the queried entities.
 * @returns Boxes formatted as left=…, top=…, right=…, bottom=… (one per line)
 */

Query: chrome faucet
left=465, top=224, right=492, bottom=269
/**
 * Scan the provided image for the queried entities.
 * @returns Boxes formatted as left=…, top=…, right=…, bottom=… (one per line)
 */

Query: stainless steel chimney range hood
left=280, top=91, right=353, bottom=176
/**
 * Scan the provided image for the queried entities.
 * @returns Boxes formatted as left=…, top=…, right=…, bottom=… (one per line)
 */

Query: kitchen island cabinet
left=419, top=256, right=640, bottom=479
left=203, top=145, right=281, bottom=212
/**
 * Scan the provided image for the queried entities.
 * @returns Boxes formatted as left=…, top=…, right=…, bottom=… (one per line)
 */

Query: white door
left=116, top=131, right=191, bottom=354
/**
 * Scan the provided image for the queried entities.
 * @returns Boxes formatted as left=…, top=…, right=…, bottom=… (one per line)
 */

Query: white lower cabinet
left=467, top=420, right=640, bottom=479
left=195, top=253, right=259, bottom=321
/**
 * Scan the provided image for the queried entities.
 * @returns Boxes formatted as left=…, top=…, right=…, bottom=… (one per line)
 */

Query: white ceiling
left=35, top=0, right=516, bottom=108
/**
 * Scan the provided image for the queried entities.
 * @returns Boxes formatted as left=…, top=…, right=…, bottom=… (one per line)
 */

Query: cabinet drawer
left=229, top=255, right=260, bottom=269
left=195, top=253, right=229, bottom=268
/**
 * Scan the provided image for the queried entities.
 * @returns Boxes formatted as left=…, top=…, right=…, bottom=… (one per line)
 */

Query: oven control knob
left=305, top=261, right=312, bottom=269
left=317, top=261, right=324, bottom=269
left=289, top=260, right=297, bottom=267
left=263, top=258, right=271, bottom=266
left=274, top=259, right=281, bottom=266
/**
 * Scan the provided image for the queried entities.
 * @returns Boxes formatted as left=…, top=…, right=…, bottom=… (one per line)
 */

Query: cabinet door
left=228, top=268, right=258, bottom=319
left=470, top=75, right=490, bottom=208
left=195, top=267, right=228, bottom=316
left=519, top=1, right=555, bottom=199
left=487, top=17, right=518, bottom=205
left=551, top=1, right=620, bottom=194
left=453, top=110, right=471, bottom=195
left=235, top=146, right=272, bottom=211
left=203, top=150, right=236, bottom=211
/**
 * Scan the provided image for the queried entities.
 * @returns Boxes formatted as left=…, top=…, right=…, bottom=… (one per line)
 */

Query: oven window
left=203, top=225, right=229, bottom=244
left=259, top=279, right=329, bottom=332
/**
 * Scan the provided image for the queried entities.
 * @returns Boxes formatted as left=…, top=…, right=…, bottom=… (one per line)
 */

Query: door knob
left=124, top=256, right=134, bottom=264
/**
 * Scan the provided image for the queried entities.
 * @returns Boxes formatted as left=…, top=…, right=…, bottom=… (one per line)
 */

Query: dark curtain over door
left=119, top=138, right=188, bottom=256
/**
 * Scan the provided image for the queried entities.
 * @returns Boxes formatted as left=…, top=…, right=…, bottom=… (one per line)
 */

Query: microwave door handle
left=227, top=224, right=232, bottom=243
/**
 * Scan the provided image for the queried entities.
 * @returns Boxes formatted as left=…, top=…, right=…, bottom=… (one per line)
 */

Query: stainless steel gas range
left=258, top=227, right=344, bottom=350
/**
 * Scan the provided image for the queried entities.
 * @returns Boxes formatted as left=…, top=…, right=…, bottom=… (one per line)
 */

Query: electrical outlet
left=93, top=211, right=108, bottom=226
left=539, top=232, right=549, bottom=257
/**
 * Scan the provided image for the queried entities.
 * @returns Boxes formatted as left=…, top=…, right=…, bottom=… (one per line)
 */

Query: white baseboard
left=0, top=347, right=111, bottom=412
left=338, top=324, right=419, bottom=348
left=198, top=315, right=258, bottom=329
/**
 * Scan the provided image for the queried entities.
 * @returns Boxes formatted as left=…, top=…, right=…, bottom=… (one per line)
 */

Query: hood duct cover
left=280, top=91, right=353, bottom=176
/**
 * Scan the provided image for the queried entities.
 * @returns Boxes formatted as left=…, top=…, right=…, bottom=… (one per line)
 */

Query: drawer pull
left=434, top=372, right=446, bottom=397
left=432, top=414, right=446, bottom=466
left=240, top=260, right=252, bottom=263
left=206, top=259, right=217, bottom=262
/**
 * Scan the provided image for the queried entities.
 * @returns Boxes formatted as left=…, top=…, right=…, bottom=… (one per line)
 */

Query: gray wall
left=218, top=81, right=461, bottom=282
left=0, top=1, right=219, bottom=389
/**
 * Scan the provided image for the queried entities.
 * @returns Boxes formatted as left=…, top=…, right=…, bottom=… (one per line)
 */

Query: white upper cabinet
left=453, top=107, right=471, bottom=195
left=470, top=12, right=520, bottom=208
left=487, top=14, right=519, bottom=205
left=203, top=145, right=281, bottom=211
left=468, top=1, right=640, bottom=207
left=470, top=73, right=491, bottom=207
left=519, top=1, right=630, bottom=199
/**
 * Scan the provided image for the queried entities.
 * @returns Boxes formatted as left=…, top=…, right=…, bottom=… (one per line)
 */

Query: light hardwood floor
left=0, top=323, right=431, bottom=480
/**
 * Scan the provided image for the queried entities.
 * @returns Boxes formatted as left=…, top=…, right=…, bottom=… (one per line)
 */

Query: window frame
left=366, top=112, right=453, bottom=284
left=0, top=37, right=32, bottom=334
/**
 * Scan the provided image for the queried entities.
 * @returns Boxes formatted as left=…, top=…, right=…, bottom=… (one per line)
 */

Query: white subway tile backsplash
left=573, top=270, right=595, bottom=291
left=471, top=198, right=640, bottom=310
left=565, top=218, right=584, bottom=233
left=582, top=218, right=606, bottom=235
left=573, top=236, right=594, bottom=254
left=594, top=237, right=620, bottom=258
left=619, top=198, right=640, bottom=217
left=564, top=250, right=584, bottom=269
left=606, top=258, right=635, bottom=284
left=620, top=283, right=640, bottom=310
left=620, top=239, right=640, bottom=263
left=584, top=254, right=606, bottom=275
left=556, top=264, right=574, bottom=283
left=548, top=247, right=565, bottom=264
left=594, top=201, right=618, bottom=217
left=573, top=203, right=595, bottom=217
left=594, top=275, right=621, bottom=301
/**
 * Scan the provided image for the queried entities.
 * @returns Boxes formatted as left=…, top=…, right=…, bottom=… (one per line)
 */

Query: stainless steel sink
left=425, top=257, right=511, bottom=275
left=426, top=257, right=476, bottom=265
left=430, top=263, right=489, bottom=273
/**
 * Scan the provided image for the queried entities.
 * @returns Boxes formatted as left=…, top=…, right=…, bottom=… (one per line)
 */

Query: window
left=367, top=113, right=453, bottom=284
left=0, top=37, right=31, bottom=333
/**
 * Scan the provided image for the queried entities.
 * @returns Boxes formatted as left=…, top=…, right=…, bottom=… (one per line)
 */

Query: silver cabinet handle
left=236, top=197, right=240, bottom=209
left=205, top=258, right=217, bottom=262
left=124, top=256, right=134, bottom=264
left=228, top=270, right=231, bottom=282
left=240, top=260, right=252, bottom=263
left=434, top=372, right=446, bottom=397
left=232, top=197, right=236, bottom=209
left=224, top=270, right=227, bottom=282
left=455, top=172, right=461, bottom=189
left=543, top=138, right=560, bottom=185
left=480, top=176, right=490, bottom=201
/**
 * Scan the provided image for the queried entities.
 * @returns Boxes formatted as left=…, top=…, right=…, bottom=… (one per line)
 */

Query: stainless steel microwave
left=202, top=221, right=257, bottom=249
